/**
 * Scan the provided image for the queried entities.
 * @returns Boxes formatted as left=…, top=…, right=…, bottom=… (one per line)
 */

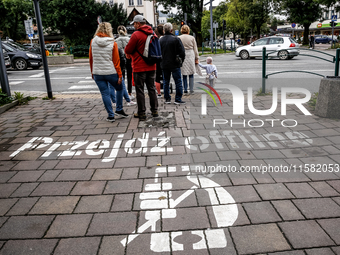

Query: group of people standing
left=89, top=15, right=218, bottom=122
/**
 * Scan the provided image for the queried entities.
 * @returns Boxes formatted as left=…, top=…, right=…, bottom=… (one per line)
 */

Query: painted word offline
left=10, top=130, right=313, bottom=162
left=120, top=165, right=238, bottom=252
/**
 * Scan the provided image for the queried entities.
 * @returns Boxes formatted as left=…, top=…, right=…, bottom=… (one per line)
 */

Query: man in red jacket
left=125, top=15, right=158, bottom=121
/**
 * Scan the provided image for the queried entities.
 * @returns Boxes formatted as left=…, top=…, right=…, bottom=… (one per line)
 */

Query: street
left=7, top=48, right=336, bottom=95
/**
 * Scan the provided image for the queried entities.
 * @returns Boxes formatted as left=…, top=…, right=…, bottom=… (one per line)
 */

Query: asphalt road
left=6, top=47, right=336, bottom=94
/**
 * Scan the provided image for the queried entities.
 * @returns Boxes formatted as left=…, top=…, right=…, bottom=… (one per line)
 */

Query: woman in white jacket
left=179, top=25, right=199, bottom=94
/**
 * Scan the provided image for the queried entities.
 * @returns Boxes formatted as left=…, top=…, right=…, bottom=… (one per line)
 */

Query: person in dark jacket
left=160, top=22, right=186, bottom=104
left=125, top=14, right=159, bottom=120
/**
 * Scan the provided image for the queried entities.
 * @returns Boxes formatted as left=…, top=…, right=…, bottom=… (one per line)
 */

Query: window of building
left=129, top=0, right=134, bottom=5
left=137, top=0, right=142, bottom=5
left=102, top=0, right=106, bottom=4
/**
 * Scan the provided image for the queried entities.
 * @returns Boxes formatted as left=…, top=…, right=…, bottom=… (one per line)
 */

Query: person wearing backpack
left=125, top=15, right=159, bottom=121
left=160, top=23, right=186, bottom=105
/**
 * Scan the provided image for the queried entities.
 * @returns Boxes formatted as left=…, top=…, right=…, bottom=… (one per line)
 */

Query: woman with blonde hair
left=179, top=25, right=199, bottom=94
left=89, top=22, right=128, bottom=122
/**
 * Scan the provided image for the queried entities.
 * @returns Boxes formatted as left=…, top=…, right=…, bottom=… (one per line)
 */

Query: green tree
left=0, top=0, right=34, bottom=41
left=248, top=0, right=270, bottom=38
left=155, top=0, right=204, bottom=45
left=274, top=0, right=322, bottom=45
left=40, top=0, right=127, bottom=46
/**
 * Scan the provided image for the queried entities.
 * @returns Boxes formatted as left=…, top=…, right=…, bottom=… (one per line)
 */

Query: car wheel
left=14, top=58, right=28, bottom=70
left=278, top=50, right=289, bottom=60
left=240, top=50, right=249, bottom=60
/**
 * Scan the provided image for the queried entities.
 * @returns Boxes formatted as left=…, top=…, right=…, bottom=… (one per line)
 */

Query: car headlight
left=26, top=53, right=39, bottom=58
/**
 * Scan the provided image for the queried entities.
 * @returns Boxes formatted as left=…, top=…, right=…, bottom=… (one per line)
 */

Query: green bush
left=71, top=45, right=90, bottom=57
left=0, top=89, right=13, bottom=106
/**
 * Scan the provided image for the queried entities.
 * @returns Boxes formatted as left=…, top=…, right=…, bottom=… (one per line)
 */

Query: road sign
left=24, top=19, right=33, bottom=35
left=332, top=15, right=337, bottom=21
left=317, top=23, right=322, bottom=28
left=213, top=22, right=218, bottom=28
left=291, top=23, right=296, bottom=28
left=175, top=30, right=179, bottom=36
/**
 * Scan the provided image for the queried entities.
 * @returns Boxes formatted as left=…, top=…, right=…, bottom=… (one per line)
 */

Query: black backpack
left=137, top=30, right=162, bottom=65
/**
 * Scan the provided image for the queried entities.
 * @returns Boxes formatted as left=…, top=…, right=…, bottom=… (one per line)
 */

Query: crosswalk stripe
left=69, top=85, right=97, bottom=90
left=9, top=81, right=25, bottom=85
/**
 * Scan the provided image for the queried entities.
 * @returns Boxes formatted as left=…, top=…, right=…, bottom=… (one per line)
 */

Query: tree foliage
left=155, top=0, right=204, bottom=45
left=0, top=0, right=34, bottom=41
left=40, top=0, right=127, bottom=46
left=274, top=0, right=321, bottom=45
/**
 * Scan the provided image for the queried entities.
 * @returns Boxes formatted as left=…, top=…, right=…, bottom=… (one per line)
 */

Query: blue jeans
left=110, top=78, right=130, bottom=104
left=162, top=68, right=183, bottom=102
left=93, top=74, right=123, bottom=117
left=182, top=74, right=194, bottom=92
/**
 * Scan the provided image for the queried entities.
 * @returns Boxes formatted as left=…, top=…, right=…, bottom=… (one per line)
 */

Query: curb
left=0, top=96, right=33, bottom=115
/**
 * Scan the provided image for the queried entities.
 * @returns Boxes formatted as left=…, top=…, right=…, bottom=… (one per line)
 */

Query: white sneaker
left=157, top=94, right=162, bottom=98
left=129, top=94, right=135, bottom=100
left=127, top=101, right=137, bottom=106
left=112, top=103, right=116, bottom=107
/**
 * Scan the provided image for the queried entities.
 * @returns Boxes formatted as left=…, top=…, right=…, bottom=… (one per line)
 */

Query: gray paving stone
left=87, top=212, right=137, bottom=235
left=304, top=171, right=339, bottom=181
left=111, top=193, right=134, bottom=212
left=104, top=179, right=143, bottom=194
left=0, top=198, right=18, bottom=216
left=54, top=159, right=90, bottom=169
left=11, top=161, right=44, bottom=170
left=272, top=200, right=305, bottom=221
left=161, top=176, right=198, bottom=190
left=162, top=207, right=210, bottom=231
left=268, top=251, right=305, bottom=255
left=114, top=157, right=146, bottom=168
left=309, top=181, right=340, bottom=197
left=71, top=181, right=106, bottom=195
left=269, top=171, right=310, bottom=182
left=8, top=170, right=45, bottom=183
left=305, top=247, right=337, bottom=255
left=0, top=217, right=7, bottom=228
left=192, top=152, right=220, bottom=163
left=0, top=239, right=58, bottom=255
left=230, top=224, right=290, bottom=254
left=30, top=182, right=75, bottom=196
left=121, top=167, right=139, bottom=179
left=251, top=172, right=276, bottom=184
left=223, top=185, right=262, bottom=203
left=126, top=232, right=170, bottom=255
left=53, top=237, right=101, bottom=255
left=254, top=183, right=295, bottom=200
left=243, top=201, right=282, bottom=224
left=280, top=220, right=335, bottom=249
left=38, top=160, right=60, bottom=170
left=0, top=215, right=54, bottom=239
left=332, top=246, right=340, bottom=254
left=293, top=198, right=340, bottom=219
left=285, top=183, right=321, bottom=198
left=92, top=168, right=122, bottom=180
left=74, top=195, right=113, bottom=213
left=56, top=169, right=94, bottom=181
left=45, top=214, right=92, bottom=237
left=0, top=172, right=16, bottom=183
left=99, top=235, right=127, bottom=255
left=6, top=197, right=38, bottom=216
left=318, top=218, right=340, bottom=245
left=162, top=154, right=191, bottom=165
left=87, top=159, right=115, bottom=169
left=10, top=183, right=39, bottom=197
left=29, top=196, right=80, bottom=214
left=0, top=183, right=20, bottom=198
left=328, top=180, right=340, bottom=193
left=0, top=161, right=17, bottom=171
left=37, top=170, right=61, bottom=182
left=228, top=172, right=257, bottom=185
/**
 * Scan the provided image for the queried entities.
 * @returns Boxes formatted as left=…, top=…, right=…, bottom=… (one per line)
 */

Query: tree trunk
left=303, top=24, right=310, bottom=45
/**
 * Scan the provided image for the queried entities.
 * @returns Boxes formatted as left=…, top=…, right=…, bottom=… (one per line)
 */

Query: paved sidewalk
left=0, top=91, right=339, bottom=255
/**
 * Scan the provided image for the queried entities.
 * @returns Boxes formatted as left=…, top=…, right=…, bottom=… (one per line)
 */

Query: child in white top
left=198, top=57, right=218, bottom=88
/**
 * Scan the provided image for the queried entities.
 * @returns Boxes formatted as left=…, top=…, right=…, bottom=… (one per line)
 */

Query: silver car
left=222, top=40, right=239, bottom=50
left=235, top=36, right=300, bottom=60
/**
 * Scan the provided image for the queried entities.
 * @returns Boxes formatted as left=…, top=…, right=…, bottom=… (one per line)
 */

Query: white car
left=235, top=36, right=300, bottom=60
left=222, top=40, right=239, bottom=50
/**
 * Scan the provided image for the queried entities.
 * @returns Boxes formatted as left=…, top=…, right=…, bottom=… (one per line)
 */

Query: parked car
left=2, top=48, right=11, bottom=70
left=235, top=36, right=300, bottom=60
left=2, top=41, right=42, bottom=70
left=314, top=35, right=331, bottom=44
left=327, top=35, right=338, bottom=43
left=222, top=40, right=239, bottom=50
left=23, top=43, right=42, bottom=54
left=46, top=42, right=66, bottom=53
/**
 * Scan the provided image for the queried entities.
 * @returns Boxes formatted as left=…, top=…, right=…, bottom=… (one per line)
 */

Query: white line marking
left=69, top=85, right=97, bottom=90
left=9, top=81, right=24, bottom=85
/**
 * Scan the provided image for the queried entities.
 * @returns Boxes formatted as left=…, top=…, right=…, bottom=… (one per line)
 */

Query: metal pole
left=214, top=23, right=217, bottom=53
left=331, top=22, right=335, bottom=49
left=202, top=42, right=204, bottom=55
left=262, top=47, right=266, bottom=93
left=184, top=13, right=187, bottom=24
left=210, top=1, right=213, bottom=53
left=0, top=42, right=11, bottom=96
left=335, top=48, right=340, bottom=76
left=33, top=0, right=53, bottom=99
left=223, top=30, right=225, bottom=53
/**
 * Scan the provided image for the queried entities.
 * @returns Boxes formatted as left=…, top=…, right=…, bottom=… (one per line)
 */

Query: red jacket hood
left=138, top=25, right=154, bottom=35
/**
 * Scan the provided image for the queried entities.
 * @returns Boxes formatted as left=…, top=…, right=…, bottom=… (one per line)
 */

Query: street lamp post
left=204, top=0, right=215, bottom=53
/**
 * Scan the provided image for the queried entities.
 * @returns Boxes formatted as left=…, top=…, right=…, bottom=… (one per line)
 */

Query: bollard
left=335, top=48, right=340, bottom=77
left=262, top=47, right=267, bottom=93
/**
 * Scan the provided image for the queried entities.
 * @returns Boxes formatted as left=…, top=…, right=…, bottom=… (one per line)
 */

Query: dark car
left=2, top=49, right=11, bottom=70
left=2, top=40, right=42, bottom=70
left=314, top=35, right=331, bottom=44
left=23, top=43, right=41, bottom=54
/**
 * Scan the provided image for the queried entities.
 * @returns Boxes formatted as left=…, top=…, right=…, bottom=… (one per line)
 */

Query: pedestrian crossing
left=63, top=76, right=100, bottom=94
